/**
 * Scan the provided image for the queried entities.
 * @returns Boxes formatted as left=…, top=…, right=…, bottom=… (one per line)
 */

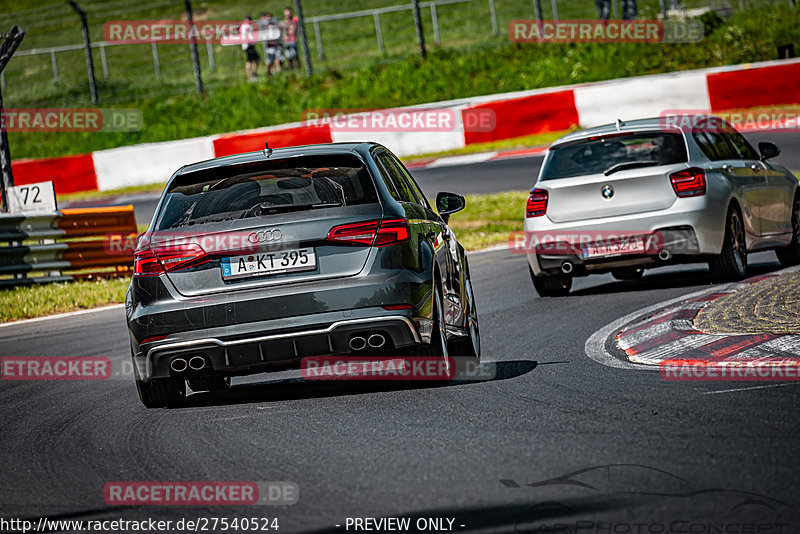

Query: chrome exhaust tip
left=658, top=250, right=672, bottom=261
left=367, top=333, right=386, bottom=348
left=349, top=336, right=367, bottom=351
left=561, top=261, right=574, bottom=274
left=170, top=357, right=188, bottom=373
left=188, top=356, right=207, bottom=371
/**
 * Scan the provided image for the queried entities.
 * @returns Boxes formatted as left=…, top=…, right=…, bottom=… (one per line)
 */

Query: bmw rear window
left=540, top=132, right=687, bottom=181
left=155, top=154, right=378, bottom=230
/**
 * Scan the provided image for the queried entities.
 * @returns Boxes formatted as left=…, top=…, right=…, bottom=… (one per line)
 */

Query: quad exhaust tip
left=367, top=333, right=386, bottom=348
left=658, top=250, right=672, bottom=261
left=349, top=336, right=367, bottom=351
left=188, top=356, right=207, bottom=371
left=561, top=261, right=574, bottom=274
left=170, top=357, right=188, bottom=373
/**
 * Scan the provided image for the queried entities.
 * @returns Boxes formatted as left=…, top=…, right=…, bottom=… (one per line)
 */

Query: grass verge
left=0, top=278, right=130, bottom=323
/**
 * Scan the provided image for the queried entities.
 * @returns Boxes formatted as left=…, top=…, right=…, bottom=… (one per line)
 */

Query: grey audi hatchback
left=126, top=142, right=480, bottom=407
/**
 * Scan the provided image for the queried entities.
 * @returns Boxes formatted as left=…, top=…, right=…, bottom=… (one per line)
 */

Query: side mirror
left=758, top=141, right=780, bottom=161
left=436, top=192, right=465, bottom=223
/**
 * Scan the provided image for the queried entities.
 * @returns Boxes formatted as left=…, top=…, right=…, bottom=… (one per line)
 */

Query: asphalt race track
left=2, top=242, right=799, bottom=528
left=61, top=130, right=800, bottom=226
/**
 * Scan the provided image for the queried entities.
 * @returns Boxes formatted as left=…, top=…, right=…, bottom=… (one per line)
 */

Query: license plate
left=222, top=248, right=316, bottom=280
left=582, top=237, right=646, bottom=259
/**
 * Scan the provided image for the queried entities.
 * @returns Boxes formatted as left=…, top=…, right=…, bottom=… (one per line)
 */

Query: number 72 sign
left=8, top=181, right=57, bottom=213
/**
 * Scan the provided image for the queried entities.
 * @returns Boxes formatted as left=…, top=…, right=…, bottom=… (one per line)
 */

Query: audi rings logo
left=248, top=229, right=282, bottom=243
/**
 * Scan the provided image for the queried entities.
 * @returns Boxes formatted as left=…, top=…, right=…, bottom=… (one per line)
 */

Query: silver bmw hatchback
left=522, top=116, right=800, bottom=296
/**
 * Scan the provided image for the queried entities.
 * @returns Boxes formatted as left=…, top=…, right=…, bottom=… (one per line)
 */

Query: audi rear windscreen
left=154, top=154, right=379, bottom=230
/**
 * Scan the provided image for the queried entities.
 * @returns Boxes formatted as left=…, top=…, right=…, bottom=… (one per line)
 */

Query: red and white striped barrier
left=12, top=58, right=800, bottom=195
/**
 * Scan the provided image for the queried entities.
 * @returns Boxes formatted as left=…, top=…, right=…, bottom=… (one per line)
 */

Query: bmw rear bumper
left=523, top=196, right=724, bottom=276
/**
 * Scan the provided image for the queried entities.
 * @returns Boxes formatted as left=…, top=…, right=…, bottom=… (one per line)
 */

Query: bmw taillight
left=327, top=219, right=410, bottom=247
left=670, top=167, right=706, bottom=198
left=526, top=189, right=549, bottom=217
left=133, top=243, right=209, bottom=276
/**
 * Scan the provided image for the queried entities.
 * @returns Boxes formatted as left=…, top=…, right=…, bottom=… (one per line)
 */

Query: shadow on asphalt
left=570, top=262, right=783, bottom=297
left=179, top=360, right=537, bottom=409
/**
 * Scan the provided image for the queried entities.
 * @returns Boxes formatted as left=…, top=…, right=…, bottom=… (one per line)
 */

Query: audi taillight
left=327, top=219, right=410, bottom=247
left=133, top=243, right=209, bottom=276
left=526, top=189, right=549, bottom=217
left=670, top=167, right=706, bottom=198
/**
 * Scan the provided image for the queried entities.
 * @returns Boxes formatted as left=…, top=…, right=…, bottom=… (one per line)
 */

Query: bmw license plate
left=222, top=248, right=316, bottom=280
left=582, top=237, right=646, bottom=259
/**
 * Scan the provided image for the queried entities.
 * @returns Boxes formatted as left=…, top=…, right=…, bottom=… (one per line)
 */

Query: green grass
left=4, top=3, right=799, bottom=160
left=448, top=191, right=528, bottom=251
left=0, top=277, right=130, bottom=323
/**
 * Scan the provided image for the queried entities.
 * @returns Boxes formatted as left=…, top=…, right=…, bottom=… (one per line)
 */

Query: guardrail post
left=412, top=0, right=427, bottom=59
left=533, top=0, right=542, bottom=20
left=313, top=20, right=324, bottom=61
left=295, top=0, right=313, bottom=77
left=99, top=43, right=109, bottom=80
left=151, top=41, right=161, bottom=78
left=206, top=42, right=215, bottom=71
left=488, top=0, right=498, bottom=35
left=184, top=0, right=204, bottom=95
left=430, top=5, right=440, bottom=46
left=551, top=0, right=559, bottom=21
left=67, top=1, right=98, bottom=105
left=50, top=50, right=59, bottom=81
left=374, top=13, right=384, bottom=52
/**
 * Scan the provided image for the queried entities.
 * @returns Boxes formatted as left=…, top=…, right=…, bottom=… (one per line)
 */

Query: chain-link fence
left=0, top=0, right=796, bottom=106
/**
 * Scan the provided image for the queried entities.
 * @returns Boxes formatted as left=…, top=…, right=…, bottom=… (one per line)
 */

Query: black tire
left=416, top=284, right=452, bottom=379
left=776, top=194, right=800, bottom=267
left=709, top=206, right=748, bottom=281
left=530, top=266, right=572, bottom=297
left=611, top=268, right=644, bottom=281
left=449, top=276, right=480, bottom=378
left=187, top=376, right=231, bottom=392
left=135, top=376, right=186, bottom=408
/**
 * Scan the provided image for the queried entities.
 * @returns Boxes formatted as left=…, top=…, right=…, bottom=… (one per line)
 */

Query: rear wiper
left=603, top=160, right=659, bottom=176
left=252, top=202, right=343, bottom=215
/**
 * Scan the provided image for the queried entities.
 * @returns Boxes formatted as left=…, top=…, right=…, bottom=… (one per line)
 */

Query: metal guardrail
left=0, top=205, right=137, bottom=288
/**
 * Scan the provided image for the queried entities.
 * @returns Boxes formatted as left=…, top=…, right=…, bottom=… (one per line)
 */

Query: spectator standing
left=621, top=0, right=638, bottom=19
left=262, top=12, right=283, bottom=77
left=282, top=7, right=300, bottom=71
left=240, top=15, right=259, bottom=81
left=596, top=0, right=637, bottom=20
left=595, top=0, right=611, bottom=20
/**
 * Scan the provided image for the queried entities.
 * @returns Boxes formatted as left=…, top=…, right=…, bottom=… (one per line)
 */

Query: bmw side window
left=725, top=132, right=759, bottom=160
left=693, top=132, right=736, bottom=161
